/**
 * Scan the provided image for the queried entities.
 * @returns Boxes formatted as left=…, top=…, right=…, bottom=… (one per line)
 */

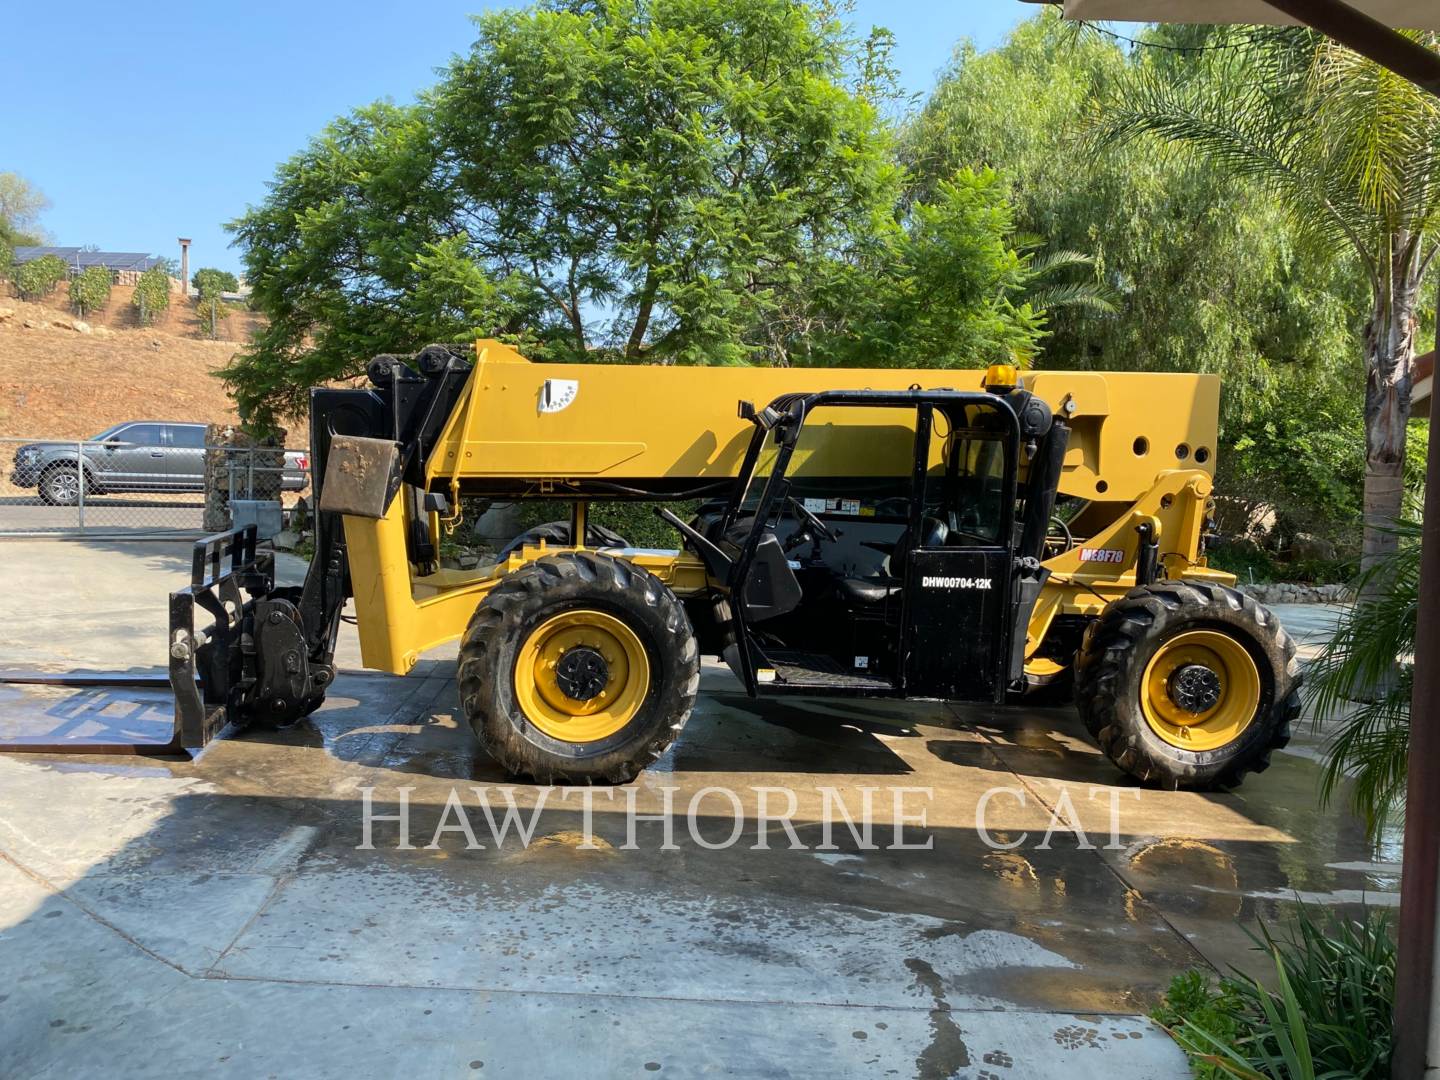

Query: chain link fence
left=1, top=433, right=310, bottom=539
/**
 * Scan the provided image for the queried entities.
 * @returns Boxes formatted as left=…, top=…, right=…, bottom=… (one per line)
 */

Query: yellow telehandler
left=15, top=341, right=1301, bottom=788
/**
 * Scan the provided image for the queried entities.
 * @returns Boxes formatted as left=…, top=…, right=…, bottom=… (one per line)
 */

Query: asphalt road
left=0, top=496, right=206, bottom=536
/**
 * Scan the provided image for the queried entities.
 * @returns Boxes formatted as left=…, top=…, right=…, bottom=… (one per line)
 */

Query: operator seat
left=836, top=516, right=949, bottom=606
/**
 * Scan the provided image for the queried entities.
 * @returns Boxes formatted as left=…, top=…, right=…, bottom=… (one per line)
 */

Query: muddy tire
left=458, top=551, right=699, bottom=783
left=1074, top=582, right=1299, bottom=789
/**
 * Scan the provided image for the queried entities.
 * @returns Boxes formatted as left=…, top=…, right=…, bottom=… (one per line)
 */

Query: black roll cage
left=719, top=388, right=1025, bottom=694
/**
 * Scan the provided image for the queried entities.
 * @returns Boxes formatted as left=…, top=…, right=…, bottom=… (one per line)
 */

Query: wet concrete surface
left=0, top=541, right=1384, bottom=1077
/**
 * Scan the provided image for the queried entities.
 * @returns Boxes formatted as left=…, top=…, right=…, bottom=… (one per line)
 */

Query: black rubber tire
left=1074, top=582, right=1299, bottom=789
left=498, top=520, right=632, bottom=559
left=458, top=551, right=699, bottom=783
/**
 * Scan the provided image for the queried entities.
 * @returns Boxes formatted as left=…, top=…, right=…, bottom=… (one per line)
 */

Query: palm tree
left=1306, top=516, right=1418, bottom=840
left=1093, top=28, right=1440, bottom=574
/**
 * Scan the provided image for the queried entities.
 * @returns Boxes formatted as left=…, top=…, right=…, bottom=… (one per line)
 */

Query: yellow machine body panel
left=427, top=341, right=1221, bottom=503
left=339, top=341, right=1231, bottom=677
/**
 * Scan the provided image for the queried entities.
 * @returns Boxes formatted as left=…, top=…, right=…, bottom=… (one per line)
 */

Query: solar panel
left=12, top=247, right=165, bottom=271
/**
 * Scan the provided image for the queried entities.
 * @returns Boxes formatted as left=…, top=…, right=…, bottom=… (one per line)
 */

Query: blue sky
left=0, top=2, right=1031, bottom=276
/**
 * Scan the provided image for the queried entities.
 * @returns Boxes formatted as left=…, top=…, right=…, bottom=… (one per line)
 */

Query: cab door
left=900, top=402, right=1018, bottom=703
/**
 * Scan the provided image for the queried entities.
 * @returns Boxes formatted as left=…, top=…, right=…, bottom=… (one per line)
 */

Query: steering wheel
left=785, top=496, right=839, bottom=543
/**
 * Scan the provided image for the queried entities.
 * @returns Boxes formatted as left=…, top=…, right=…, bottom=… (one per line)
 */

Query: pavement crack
left=0, top=847, right=195, bottom=977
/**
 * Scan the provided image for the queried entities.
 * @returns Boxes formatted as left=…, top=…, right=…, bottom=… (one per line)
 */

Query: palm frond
left=1026, top=248, right=1099, bottom=279
left=1090, top=52, right=1393, bottom=285
left=1025, top=280, right=1118, bottom=315
left=1306, top=517, right=1419, bottom=839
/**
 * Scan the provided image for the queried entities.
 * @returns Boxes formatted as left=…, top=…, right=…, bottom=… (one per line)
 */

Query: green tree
left=1092, top=27, right=1440, bottom=573
left=68, top=265, right=112, bottom=317
left=194, top=268, right=236, bottom=339
left=0, top=172, right=48, bottom=234
left=131, top=265, right=171, bottom=326
left=903, top=15, right=1368, bottom=547
left=228, top=0, right=1043, bottom=428
left=792, top=168, right=1053, bottom=368
left=192, top=267, right=238, bottom=294
left=14, top=253, right=67, bottom=300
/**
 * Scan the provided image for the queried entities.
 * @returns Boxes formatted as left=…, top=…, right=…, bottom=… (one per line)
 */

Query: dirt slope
left=0, top=296, right=249, bottom=440
left=0, top=283, right=362, bottom=446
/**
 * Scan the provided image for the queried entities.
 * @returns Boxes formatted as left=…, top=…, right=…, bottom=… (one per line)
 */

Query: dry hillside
left=0, top=276, right=305, bottom=442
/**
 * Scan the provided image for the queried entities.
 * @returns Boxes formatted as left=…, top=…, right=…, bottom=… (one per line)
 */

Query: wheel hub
left=1168, top=662, right=1222, bottom=715
left=554, top=645, right=610, bottom=702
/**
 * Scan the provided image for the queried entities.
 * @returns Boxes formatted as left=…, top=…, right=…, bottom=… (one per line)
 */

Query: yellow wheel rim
left=513, top=609, right=650, bottom=744
left=1140, top=630, right=1260, bottom=752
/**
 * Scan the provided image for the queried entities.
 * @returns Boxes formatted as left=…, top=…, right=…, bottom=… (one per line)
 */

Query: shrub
left=194, top=267, right=238, bottom=338
left=132, top=266, right=171, bottom=325
left=1152, top=906, right=1394, bottom=1079
left=68, top=265, right=112, bottom=317
left=192, top=267, right=238, bottom=294
left=14, top=253, right=67, bottom=300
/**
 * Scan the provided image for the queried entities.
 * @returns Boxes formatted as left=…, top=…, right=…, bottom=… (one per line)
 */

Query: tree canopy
left=902, top=15, right=1377, bottom=545
left=227, top=0, right=1062, bottom=427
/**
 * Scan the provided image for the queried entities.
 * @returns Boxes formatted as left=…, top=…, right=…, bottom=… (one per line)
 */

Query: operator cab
left=713, top=386, right=1061, bottom=704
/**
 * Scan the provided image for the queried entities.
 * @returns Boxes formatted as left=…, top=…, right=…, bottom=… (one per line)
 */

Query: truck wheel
left=39, top=464, right=87, bottom=506
left=1074, top=582, right=1299, bottom=789
left=458, top=551, right=699, bottom=783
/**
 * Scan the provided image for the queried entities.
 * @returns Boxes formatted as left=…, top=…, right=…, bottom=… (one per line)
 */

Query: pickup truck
left=9, top=422, right=309, bottom=506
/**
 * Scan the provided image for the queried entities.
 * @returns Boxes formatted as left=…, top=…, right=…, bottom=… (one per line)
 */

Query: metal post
left=76, top=441, right=84, bottom=532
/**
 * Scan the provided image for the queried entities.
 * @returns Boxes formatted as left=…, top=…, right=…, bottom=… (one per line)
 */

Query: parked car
left=9, top=422, right=309, bottom=506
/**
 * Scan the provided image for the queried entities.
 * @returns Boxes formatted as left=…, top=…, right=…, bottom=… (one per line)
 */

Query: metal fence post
left=76, top=440, right=85, bottom=531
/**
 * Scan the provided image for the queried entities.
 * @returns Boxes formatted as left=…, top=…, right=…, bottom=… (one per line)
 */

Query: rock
left=21, top=318, right=48, bottom=330
left=150, top=338, right=164, bottom=350
left=49, top=316, right=72, bottom=330
left=272, top=529, right=300, bottom=551
left=69, top=319, right=91, bottom=334
left=0, top=306, right=15, bottom=321
left=1290, top=532, right=1337, bottom=562
left=458, top=553, right=480, bottom=570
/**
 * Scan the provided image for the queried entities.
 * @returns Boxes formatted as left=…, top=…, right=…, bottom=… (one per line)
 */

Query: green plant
left=1307, top=516, right=1419, bottom=839
left=1092, top=26, right=1440, bottom=575
left=14, top=253, right=67, bottom=299
left=131, top=265, right=171, bottom=326
left=194, top=268, right=236, bottom=338
left=192, top=267, right=238, bottom=294
left=224, top=0, right=1060, bottom=428
left=67, top=265, right=111, bottom=317
left=1154, top=906, right=1395, bottom=1079
left=902, top=13, right=1370, bottom=552
left=1152, top=970, right=1242, bottom=1079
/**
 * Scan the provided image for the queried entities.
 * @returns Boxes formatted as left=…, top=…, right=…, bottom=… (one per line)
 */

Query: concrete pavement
left=0, top=540, right=1383, bottom=1078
